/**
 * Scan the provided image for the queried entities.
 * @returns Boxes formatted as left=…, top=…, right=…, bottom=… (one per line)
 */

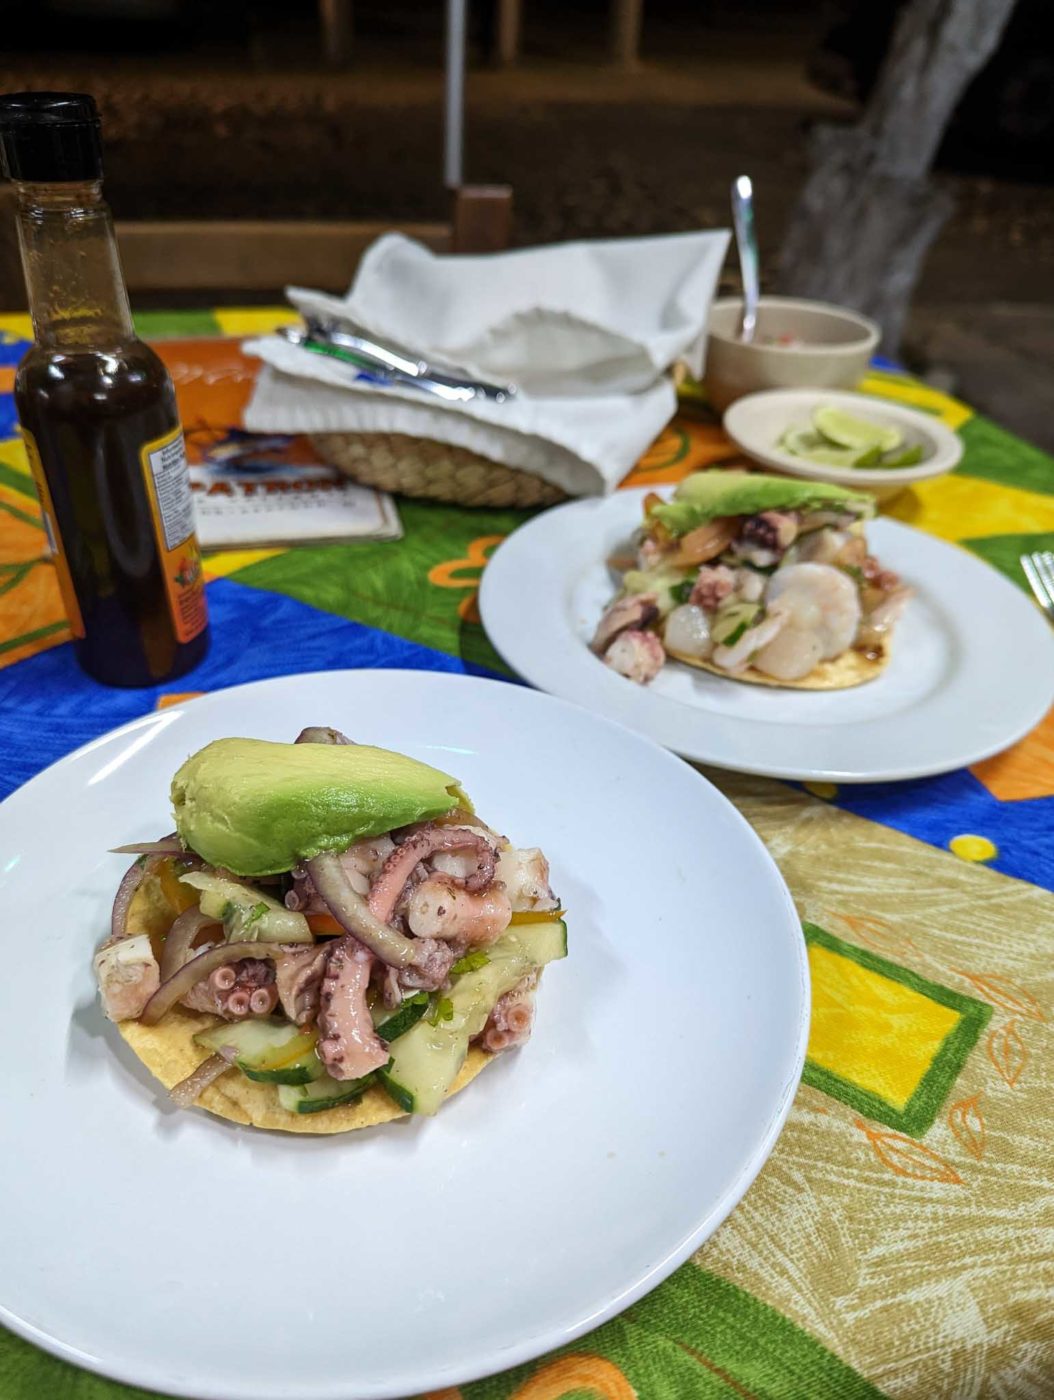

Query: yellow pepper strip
left=261, top=1028, right=319, bottom=1072
left=158, top=858, right=198, bottom=914
left=509, top=908, right=566, bottom=924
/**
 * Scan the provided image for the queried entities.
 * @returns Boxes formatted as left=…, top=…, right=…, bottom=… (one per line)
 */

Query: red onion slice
left=110, top=838, right=185, bottom=856
left=306, top=853, right=419, bottom=969
left=110, top=858, right=158, bottom=942
left=169, top=1050, right=236, bottom=1108
left=160, top=907, right=221, bottom=982
left=140, top=942, right=281, bottom=1026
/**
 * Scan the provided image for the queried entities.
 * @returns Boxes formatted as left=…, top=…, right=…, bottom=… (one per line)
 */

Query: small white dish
left=480, top=491, right=1054, bottom=783
left=723, top=388, right=963, bottom=501
left=0, top=669, right=807, bottom=1400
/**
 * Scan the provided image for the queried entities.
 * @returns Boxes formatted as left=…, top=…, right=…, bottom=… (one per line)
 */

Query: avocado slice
left=171, top=737, right=469, bottom=876
left=650, top=470, right=875, bottom=538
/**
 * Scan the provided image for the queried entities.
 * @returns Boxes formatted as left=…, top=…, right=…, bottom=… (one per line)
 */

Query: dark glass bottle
left=0, top=92, right=208, bottom=687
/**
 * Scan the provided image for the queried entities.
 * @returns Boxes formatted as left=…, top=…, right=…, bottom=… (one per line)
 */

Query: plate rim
left=479, top=495, right=1054, bottom=783
left=0, top=667, right=810, bottom=1400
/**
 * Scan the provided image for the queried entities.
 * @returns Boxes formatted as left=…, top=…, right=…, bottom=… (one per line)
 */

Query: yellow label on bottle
left=22, top=427, right=86, bottom=640
left=138, top=425, right=208, bottom=645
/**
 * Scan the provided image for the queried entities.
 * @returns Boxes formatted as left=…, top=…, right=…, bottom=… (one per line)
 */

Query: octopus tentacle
left=305, top=852, right=421, bottom=968
left=182, top=957, right=277, bottom=1020
left=317, top=936, right=389, bottom=1081
left=273, top=943, right=329, bottom=1025
left=479, top=971, right=539, bottom=1053
left=369, top=824, right=497, bottom=925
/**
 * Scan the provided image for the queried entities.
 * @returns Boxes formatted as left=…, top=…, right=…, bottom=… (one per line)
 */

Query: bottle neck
left=14, top=180, right=134, bottom=351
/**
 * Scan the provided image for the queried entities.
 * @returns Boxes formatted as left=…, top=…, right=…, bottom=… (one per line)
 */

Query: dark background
left=2, top=0, right=1051, bottom=445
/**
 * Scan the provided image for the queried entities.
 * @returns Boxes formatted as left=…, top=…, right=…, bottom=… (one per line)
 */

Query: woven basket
left=312, top=432, right=567, bottom=510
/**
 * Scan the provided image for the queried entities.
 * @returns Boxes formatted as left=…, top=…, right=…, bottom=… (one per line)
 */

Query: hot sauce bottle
left=0, top=92, right=208, bottom=686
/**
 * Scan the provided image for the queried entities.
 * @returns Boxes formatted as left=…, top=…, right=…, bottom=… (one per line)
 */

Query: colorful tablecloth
left=1, top=309, right=1052, bottom=1400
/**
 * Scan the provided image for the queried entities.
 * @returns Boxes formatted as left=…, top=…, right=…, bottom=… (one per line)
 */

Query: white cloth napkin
left=244, top=229, right=729, bottom=497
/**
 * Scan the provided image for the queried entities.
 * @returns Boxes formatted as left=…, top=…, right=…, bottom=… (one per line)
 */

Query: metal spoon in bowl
left=731, top=174, right=760, bottom=343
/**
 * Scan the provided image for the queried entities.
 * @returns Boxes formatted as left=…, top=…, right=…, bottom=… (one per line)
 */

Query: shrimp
left=751, top=626, right=825, bottom=681
left=857, top=584, right=913, bottom=653
left=764, top=563, right=861, bottom=659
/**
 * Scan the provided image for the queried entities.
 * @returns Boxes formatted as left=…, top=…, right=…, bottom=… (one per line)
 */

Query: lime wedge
left=881, top=445, right=925, bottom=468
left=813, top=404, right=902, bottom=453
left=780, top=427, right=827, bottom=457
left=779, top=426, right=882, bottom=469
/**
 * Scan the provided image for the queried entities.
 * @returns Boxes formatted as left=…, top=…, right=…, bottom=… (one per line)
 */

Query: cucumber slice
left=380, top=922, right=568, bottom=1116
left=241, top=1045, right=324, bottom=1086
left=373, top=992, right=429, bottom=1043
left=277, top=1069, right=381, bottom=1115
left=513, top=918, right=568, bottom=964
left=194, top=1017, right=322, bottom=1084
left=180, top=871, right=311, bottom=944
left=712, top=600, right=761, bottom=646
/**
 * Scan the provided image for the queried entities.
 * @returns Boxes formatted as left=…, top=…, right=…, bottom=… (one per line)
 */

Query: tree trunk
left=778, top=0, right=1019, bottom=355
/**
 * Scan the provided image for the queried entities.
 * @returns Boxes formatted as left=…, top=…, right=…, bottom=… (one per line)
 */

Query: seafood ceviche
left=592, top=471, right=911, bottom=690
left=94, top=726, right=566, bottom=1133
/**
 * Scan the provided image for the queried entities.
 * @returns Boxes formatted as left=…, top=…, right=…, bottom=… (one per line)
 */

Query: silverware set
left=278, top=320, right=517, bottom=404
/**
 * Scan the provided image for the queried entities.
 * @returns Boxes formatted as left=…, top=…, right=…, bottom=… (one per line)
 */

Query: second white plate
left=480, top=491, right=1054, bottom=782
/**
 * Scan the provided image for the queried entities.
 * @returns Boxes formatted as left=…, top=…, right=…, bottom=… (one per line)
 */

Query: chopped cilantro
left=451, top=950, right=490, bottom=976
left=671, top=578, right=694, bottom=605
left=428, top=996, right=455, bottom=1026
left=244, top=902, right=269, bottom=928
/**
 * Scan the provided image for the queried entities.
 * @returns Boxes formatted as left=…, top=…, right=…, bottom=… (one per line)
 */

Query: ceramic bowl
left=704, top=296, right=880, bottom=411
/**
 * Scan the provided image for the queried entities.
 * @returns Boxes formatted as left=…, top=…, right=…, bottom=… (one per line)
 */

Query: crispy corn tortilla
left=117, top=878, right=491, bottom=1134
left=666, top=643, right=888, bottom=690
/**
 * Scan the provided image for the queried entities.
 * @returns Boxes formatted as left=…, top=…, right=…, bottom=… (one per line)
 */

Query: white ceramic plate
left=480, top=492, right=1054, bottom=782
left=0, top=670, right=807, bottom=1400
left=723, top=389, right=962, bottom=500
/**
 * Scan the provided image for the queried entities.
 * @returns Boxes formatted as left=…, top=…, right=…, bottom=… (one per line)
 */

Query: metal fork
left=1021, top=551, right=1054, bottom=624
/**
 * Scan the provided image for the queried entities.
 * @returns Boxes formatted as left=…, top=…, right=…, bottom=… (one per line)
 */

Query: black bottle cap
left=0, top=92, right=103, bottom=182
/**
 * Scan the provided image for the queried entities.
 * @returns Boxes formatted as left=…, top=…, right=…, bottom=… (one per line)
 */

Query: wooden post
left=777, top=0, right=1019, bottom=355
left=319, top=0, right=353, bottom=68
left=451, top=185, right=513, bottom=253
left=495, top=0, right=523, bottom=65
left=610, top=0, right=643, bottom=67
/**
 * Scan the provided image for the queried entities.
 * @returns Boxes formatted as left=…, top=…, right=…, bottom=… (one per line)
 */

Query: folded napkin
left=244, top=229, right=729, bottom=496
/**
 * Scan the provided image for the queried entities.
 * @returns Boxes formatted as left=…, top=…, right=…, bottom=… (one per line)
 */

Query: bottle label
left=139, top=426, right=208, bottom=645
left=22, top=428, right=86, bottom=640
